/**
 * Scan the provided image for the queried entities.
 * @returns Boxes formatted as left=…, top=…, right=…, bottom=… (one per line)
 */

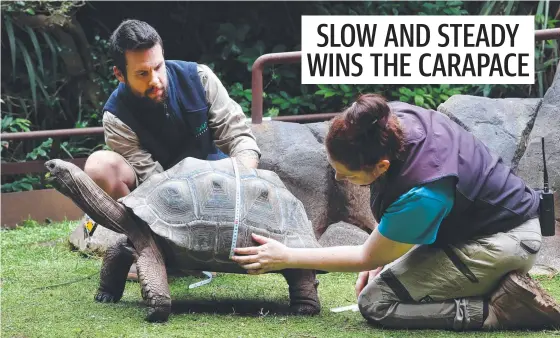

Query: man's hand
left=235, top=150, right=260, bottom=169
left=355, top=266, right=384, bottom=297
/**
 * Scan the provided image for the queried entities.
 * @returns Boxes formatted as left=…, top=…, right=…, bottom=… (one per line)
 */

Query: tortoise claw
left=95, top=291, right=120, bottom=303
left=145, top=296, right=171, bottom=322
left=289, top=303, right=321, bottom=316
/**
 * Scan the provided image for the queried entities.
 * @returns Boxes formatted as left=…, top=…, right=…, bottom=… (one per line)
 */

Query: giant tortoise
left=45, top=156, right=323, bottom=322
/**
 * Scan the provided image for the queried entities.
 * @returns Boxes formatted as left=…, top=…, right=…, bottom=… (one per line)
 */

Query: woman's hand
left=355, top=266, right=384, bottom=297
left=231, top=233, right=291, bottom=275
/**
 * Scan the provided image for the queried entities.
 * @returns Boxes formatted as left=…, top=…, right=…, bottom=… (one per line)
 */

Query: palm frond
left=5, top=16, right=17, bottom=80
left=40, top=31, right=58, bottom=80
left=16, top=39, right=38, bottom=118
left=479, top=1, right=497, bottom=15
left=18, top=97, right=29, bottom=119
left=25, top=26, right=44, bottom=77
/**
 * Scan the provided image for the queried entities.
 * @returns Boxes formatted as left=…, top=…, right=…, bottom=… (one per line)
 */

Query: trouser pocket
left=443, top=246, right=479, bottom=283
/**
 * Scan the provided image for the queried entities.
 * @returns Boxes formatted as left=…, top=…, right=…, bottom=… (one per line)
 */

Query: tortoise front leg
left=282, top=269, right=321, bottom=315
left=136, top=245, right=172, bottom=322
left=45, top=159, right=172, bottom=322
left=96, top=237, right=136, bottom=303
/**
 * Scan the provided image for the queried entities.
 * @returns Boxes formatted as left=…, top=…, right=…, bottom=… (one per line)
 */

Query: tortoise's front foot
left=136, top=247, right=172, bottom=322
left=145, top=296, right=172, bottom=322
left=283, top=269, right=321, bottom=316
left=95, top=291, right=120, bottom=303
left=290, top=303, right=321, bottom=315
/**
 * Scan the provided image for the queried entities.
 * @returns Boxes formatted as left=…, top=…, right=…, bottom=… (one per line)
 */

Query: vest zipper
left=164, top=101, right=181, bottom=133
left=164, top=102, right=170, bottom=118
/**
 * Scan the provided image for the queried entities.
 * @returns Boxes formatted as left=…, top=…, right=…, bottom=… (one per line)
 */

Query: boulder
left=318, top=221, right=370, bottom=247
left=516, top=66, right=560, bottom=273
left=251, top=121, right=376, bottom=237
left=438, top=95, right=541, bottom=168
left=304, top=122, right=377, bottom=232
left=251, top=121, right=333, bottom=237
left=516, top=66, right=560, bottom=221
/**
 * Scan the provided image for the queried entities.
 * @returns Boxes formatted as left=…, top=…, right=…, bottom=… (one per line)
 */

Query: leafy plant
left=394, top=85, right=464, bottom=109
left=25, top=138, right=52, bottom=161
left=471, top=0, right=560, bottom=98
left=228, top=82, right=252, bottom=115
left=266, top=91, right=316, bottom=116
left=2, top=0, right=558, bottom=192
left=1, top=175, right=41, bottom=193
left=1, top=116, right=31, bottom=133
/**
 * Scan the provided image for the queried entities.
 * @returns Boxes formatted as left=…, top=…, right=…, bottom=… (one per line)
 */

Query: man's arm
left=103, top=112, right=164, bottom=184
left=198, top=64, right=261, bottom=169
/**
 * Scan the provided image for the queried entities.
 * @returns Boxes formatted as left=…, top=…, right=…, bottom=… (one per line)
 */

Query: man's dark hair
left=109, top=19, right=163, bottom=76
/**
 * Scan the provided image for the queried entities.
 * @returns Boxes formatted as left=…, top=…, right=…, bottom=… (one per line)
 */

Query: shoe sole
left=127, top=272, right=139, bottom=282
left=507, top=272, right=560, bottom=328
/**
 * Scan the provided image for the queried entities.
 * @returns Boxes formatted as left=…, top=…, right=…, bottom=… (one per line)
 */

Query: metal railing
left=2, top=28, right=559, bottom=176
left=250, top=27, right=560, bottom=123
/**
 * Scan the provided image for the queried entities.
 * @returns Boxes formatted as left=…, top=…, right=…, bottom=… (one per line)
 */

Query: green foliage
left=314, top=0, right=468, bottom=16
left=394, top=85, right=464, bottom=110
left=217, top=1, right=473, bottom=116
left=1, top=2, right=114, bottom=192
left=465, top=0, right=559, bottom=98
left=1, top=115, right=31, bottom=157
left=1, top=116, right=31, bottom=133
left=228, top=82, right=252, bottom=115
left=2, top=0, right=558, bottom=192
left=316, top=84, right=355, bottom=104
left=1, top=175, right=41, bottom=193
left=0, top=0, right=83, bottom=15
left=1, top=1, right=86, bottom=119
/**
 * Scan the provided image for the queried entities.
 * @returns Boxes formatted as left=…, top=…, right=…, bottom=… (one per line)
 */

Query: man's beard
left=144, top=86, right=168, bottom=104
left=125, top=82, right=168, bottom=108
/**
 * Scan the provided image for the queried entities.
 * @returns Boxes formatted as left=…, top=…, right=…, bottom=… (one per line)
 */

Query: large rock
left=438, top=95, right=541, bottom=168
left=318, top=221, right=369, bottom=247
left=516, top=66, right=560, bottom=221
left=516, top=66, right=560, bottom=273
left=251, top=121, right=333, bottom=238
left=251, top=121, right=375, bottom=237
left=304, top=122, right=377, bottom=232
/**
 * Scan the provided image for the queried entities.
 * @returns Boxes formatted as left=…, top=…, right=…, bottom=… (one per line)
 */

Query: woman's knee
left=357, top=278, right=391, bottom=323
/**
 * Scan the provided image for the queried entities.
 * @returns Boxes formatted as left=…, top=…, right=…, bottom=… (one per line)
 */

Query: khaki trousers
left=358, top=218, right=542, bottom=330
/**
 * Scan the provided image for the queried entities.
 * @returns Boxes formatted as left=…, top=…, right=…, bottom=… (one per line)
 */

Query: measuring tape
left=192, top=158, right=241, bottom=288
left=228, top=157, right=242, bottom=259
left=188, top=271, right=214, bottom=289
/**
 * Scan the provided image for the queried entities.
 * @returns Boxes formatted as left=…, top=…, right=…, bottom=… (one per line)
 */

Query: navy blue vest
left=370, top=102, right=540, bottom=246
left=103, top=60, right=225, bottom=170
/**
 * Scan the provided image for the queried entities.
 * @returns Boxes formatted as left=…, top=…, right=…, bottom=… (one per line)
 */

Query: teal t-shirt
left=377, top=177, right=455, bottom=245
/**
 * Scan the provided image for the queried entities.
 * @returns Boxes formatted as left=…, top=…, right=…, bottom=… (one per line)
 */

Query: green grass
left=2, top=221, right=559, bottom=338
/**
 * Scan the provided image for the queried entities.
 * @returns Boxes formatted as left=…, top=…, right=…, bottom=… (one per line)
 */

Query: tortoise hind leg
left=96, top=237, right=136, bottom=303
left=282, top=269, right=321, bottom=315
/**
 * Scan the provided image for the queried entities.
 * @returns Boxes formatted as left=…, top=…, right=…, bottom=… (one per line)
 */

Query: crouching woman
left=232, top=94, right=560, bottom=330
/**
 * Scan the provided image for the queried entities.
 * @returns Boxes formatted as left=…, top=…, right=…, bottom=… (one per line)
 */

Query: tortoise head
left=44, top=159, right=80, bottom=191
left=44, top=159, right=136, bottom=236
